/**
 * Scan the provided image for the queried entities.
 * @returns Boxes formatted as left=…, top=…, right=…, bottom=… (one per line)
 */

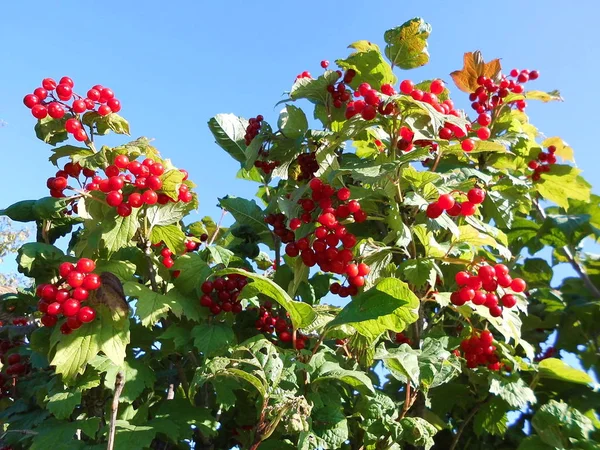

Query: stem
left=449, top=402, right=483, bottom=450
left=399, top=383, right=412, bottom=419
left=144, top=242, right=159, bottom=292
left=208, top=210, right=227, bottom=246
left=430, top=149, right=443, bottom=172
left=274, top=235, right=281, bottom=270
left=106, top=371, right=125, bottom=450
left=310, top=334, right=326, bottom=359
left=175, top=360, right=190, bottom=395
left=533, top=199, right=600, bottom=298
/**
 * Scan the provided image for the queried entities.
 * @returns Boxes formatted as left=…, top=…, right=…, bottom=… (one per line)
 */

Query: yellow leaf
left=348, top=40, right=381, bottom=52
left=541, top=136, right=575, bottom=163
left=450, top=51, right=502, bottom=93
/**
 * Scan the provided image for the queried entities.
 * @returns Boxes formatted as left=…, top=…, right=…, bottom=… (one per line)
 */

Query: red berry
left=74, top=129, right=88, bottom=142
left=42, top=78, right=57, bottom=90
left=41, top=314, right=58, bottom=327
left=114, top=154, right=130, bottom=169
left=477, top=127, right=491, bottom=140
left=60, top=323, right=73, bottom=335
left=501, top=294, right=517, bottom=308
left=72, top=287, right=89, bottom=301
left=357, top=263, right=370, bottom=276
left=147, top=176, right=162, bottom=190
left=438, top=194, right=455, bottom=211
left=142, top=190, right=158, bottom=205
left=467, top=188, right=486, bottom=204
left=361, top=105, right=377, bottom=121
left=72, top=99, right=87, bottom=113
left=97, top=104, right=111, bottom=116
left=67, top=271, right=85, bottom=288
left=59, top=76, right=74, bottom=87
left=460, top=202, right=477, bottom=216
left=461, top=139, right=475, bottom=152
left=31, top=104, right=48, bottom=119
left=66, top=317, right=82, bottom=330
left=320, top=60, right=329, bottom=69
left=48, top=102, right=65, bottom=119
left=59, top=262, right=75, bottom=278
left=23, top=94, right=39, bottom=108
left=337, top=187, right=351, bottom=201
left=82, top=273, right=101, bottom=290
left=87, top=89, right=101, bottom=101
left=47, top=302, right=62, bottom=316
left=459, top=287, right=475, bottom=302
left=426, top=202, right=443, bottom=219
left=56, top=84, right=73, bottom=101
left=62, top=299, right=81, bottom=317
left=106, top=191, right=123, bottom=207
left=511, top=278, right=527, bottom=293
left=494, top=264, right=509, bottom=277
left=455, top=271, right=470, bottom=286
left=480, top=330, right=493, bottom=345
left=489, top=305, right=503, bottom=317
left=76, top=258, right=95, bottom=273
left=400, top=80, right=414, bottom=94
left=430, top=79, right=445, bottom=95
left=477, top=113, right=491, bottom=127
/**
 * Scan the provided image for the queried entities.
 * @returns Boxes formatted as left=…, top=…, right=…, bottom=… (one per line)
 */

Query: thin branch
left=107, top=371, right=125, bottom=450
left=449, top=402, right=483, bottom=450
left=208, top=210, right=227, bottom=246
left=144, top=242, right=159, bottom=292
left=398, top=383, right=414, bottom=420
left=533, top=199, right=600, bottom=298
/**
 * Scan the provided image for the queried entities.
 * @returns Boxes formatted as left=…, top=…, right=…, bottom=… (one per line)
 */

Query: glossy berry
left=62, top=299, right=81, bottom=317
left=438, top=194, right=455, bottom=211
left=461, top=139, right=475, bottom=152
left=430, top=79, right=445, bottom=95
left=426, top=202, right=443, bottom=219
left=467, top=188, right=486, bottom=204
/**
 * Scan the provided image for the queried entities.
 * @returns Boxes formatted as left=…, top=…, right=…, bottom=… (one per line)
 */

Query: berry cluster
left=458, top=330, right=502, bottom=370
left=529, top=145, right=557, bottom=181
left=36, top=258, right=100, bottom=335
left=244, top=115, right=264, bottom=146
left=253, top=301, right=308, bottom=350
left=265, top=213, right=296, bottom=244
left=296, top=152, right=319, bottom=181
left=295, top=71, right=312, bottom=81
left=450, top=263, right=527, bottom=318
left=534, top=346, right=557, bottom=362
left=345, top=82, right=393, bottom=120
left=85, top=155, right=192, bottom=217
left=284, top=178, right=370, bottom=295
left=326, top=70, right=354, bottom=110
left=200, top=275, right=248, bottom=316
left=10, top=318, right=28, bottom=326
left=0, top=338, right=28, bottom=381
left=254, top=147, right=280, bottom=175
left=23, top=77, right=122, bottom=142
left=47, top=161, right=95, bottom=199
left=394, top=332, right=412, bottom=345
left=155, top=236, right=202, bottom=269
left=465, top=69, right=539, bottom=142
left=426, top=187, right=486, bottom=219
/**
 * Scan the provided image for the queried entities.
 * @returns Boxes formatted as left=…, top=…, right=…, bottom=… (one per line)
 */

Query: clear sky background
left=0, top=3, right=598, bottom=322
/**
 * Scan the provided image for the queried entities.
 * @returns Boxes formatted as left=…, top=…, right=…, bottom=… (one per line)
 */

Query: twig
left=208, top=210, right=227, bottom=246
left=144, top=242, right=159, bottom=292
left=398, top=383, right=414, bottom=420
left=449, top=401, right=483, bottom=450
left=430, top=149, right=443, bottom=172
left=175, top=360, right=190, bottom=395
left=107, top=371, right=125, bottom=450
left=533, top=199, right=600, bottom=298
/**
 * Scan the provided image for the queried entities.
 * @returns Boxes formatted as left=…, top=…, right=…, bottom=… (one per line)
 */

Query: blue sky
left=0, top=4, right=598, bottom=294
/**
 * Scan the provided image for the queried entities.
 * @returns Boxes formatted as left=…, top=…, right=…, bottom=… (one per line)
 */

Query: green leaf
left=35, top=115, right=69, bottom=145
left=146, top=201, right=190, bottom=228
left=150, top=224, right=186, bottom=254
left=17, top=242, right=64, bottom=279
left=310, top=402, right=349, bottom=449
left=336, top=47, right=396, bottom=90
left=50, top=321, right=101, bottom=383
left=473, top=398, right=509, bottom=436
left=100, top=209, right=139, bottom=256
left=191, top=323, right=235, bottom=356
left=124, top=282, right=180, bottom=327
left=171, top=253, right=212, bottom=295
left=313, top=362, right=375, bottom=394
left=113, top=420, right=157, bottom=450
left=30, top=418, right=99, bottom=450
left=399, top=417, right=437, bottom=450
left=327, top=278, right=419, bottom=339
left=208, top=113, right=248, bottom=164
left=215, top=268, right=316, bottom=328
left=158, top=326, right=190, bottom=349
left=278, top=105, right=308, bottom=139
left=45, top=389, right=82, bottom=420
left=94, top=259, right=137, bottom=283
left=384, top=18, right=432, bottom=70
left=95, top=304, right=130, bottom=367
left=104, top=359, right=156, bottom=402
left=96, top=113, right=130, bottom=135
left=376, top=344, right=420, bottom=385
left=489, top=375, right=536, bottom=409
left=207, top=245, right=234, bottom=266
left=155, top=399, right=218, bottom=438
left=453, top=224, right=511, bottom=259
left=532, top=400, right=594, bottom=448
left=538, top=358, right=593, bottom=385
left=535, top=165, right=591, bottom=209
left=398, top=259, right=436, bottom=288
left=49, top=145, right=94, bottom=166
left=290, top=70, right=341, bottom=104
left=539, top=214, right=598, bottom=249
left=0, top=200, right=36, bottom=222
left=541, top=136, right=574, bottom=162
left=359, top=239, right=394, bottom=289
left=218, top=195, right=269, bottom=234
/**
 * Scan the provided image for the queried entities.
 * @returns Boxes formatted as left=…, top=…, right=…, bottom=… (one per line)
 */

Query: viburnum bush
left=0, top=17, right=599, bottom=450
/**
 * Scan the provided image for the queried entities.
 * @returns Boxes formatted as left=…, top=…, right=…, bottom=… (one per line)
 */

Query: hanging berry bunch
left=265, top=213, right=295, bottom=245
left=427, top=187, right=486, bottom=219
left=23, top=76, right=122, bottom=142
left=154, top=236, right=200, bottom=269
left=47, top=161, right=96, bottom=199
left=252, top=302, right=308, bottom=350
left=85, top=155, right=192, bottom=217
left=283, top=178, right=371, bottom=296
left=200, top=275, right=248, bottom=316
left=458, top=329, right=503, bottom=370
left=0, top=338, right=29, bottom=384
left=451, top=263, right=527, bottom=318
left=326, top=69, right=354, bottom=109
left=296, top=152, right=319, bottom=181
left=394, top=332, right=412, bottom=345
left=529, top=145, right=557, bottom=181
left=36, top=258, right=101, bottom=335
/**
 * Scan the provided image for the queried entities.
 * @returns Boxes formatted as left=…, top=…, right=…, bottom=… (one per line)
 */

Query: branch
left=449, top=400, right=485, bottom=450
left=533, top=199, right=600, bottom=298
left=208, top=210, right=227, bottom=246
left=144, top=242, right=159, bottom=292
left=107, top=371, right=125, bottom=450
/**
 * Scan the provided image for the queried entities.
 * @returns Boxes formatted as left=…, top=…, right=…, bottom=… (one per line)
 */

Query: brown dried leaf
left=89, top=272, right=129, bottom=317
left=450, top=51, right=502, bottom=93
